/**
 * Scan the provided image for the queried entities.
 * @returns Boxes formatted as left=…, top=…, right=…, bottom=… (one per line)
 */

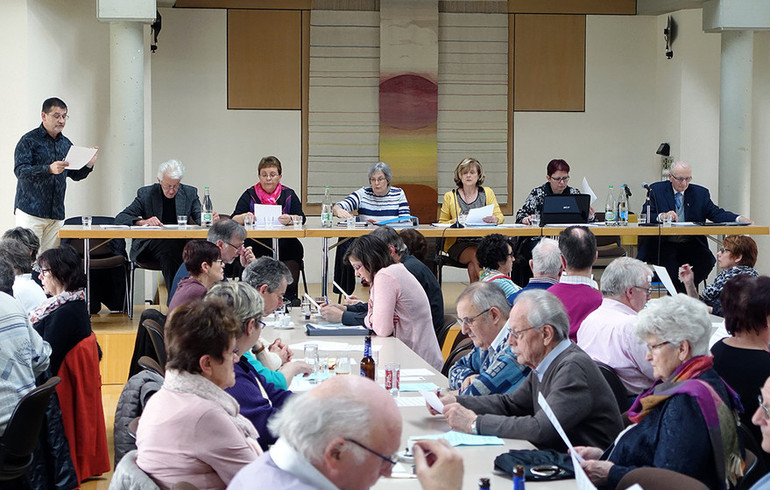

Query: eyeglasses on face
left=510, top=325, right=540, bottom=340
left=352, top=263, right=364, bottom=271
left=758, top=394, right=770, bottom=420
left=158, top=180, right=180, bottom=191
left=225, top=241, right=244, bottom=251
left=646, top=340, right=671, bottom=352
left=632, top=285, right=652, bottom=296
left=369, top=177, right=387, bottom=184
left=718, top=248, right=732, bottom=254
left=670, top=175, right=692, bottom=183
left=47, top=112, right=69, bottom=120
left=32, top=263, right=51, bottom=276
left=344, top=438, right=397, bottom=466
left=457, top=308, right=491, bottom=328
left=549, top=176, right=570, bottom=183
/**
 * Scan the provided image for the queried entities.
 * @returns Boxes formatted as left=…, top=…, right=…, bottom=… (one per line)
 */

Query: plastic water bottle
left=617, top=185, right=629, bottom=226
left=604, top=185, right=616, bottom=226
left=201, top=187, right=214, bottom=227
left=321, top=186, right=333, bottom=228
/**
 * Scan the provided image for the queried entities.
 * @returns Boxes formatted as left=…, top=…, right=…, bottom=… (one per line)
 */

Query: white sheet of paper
left=465, top=204, right=494, bottom=225
left=571, top=452, right=598, bottom=490
left=582, top=177, right=598, bottom=205
left=395, top=397, right=427, bottom=408
left=537, top=392, right=584, bottom=464
left=420, top=390, right=444, bottom=413
left=252, top=204, right=282, bottom=222
left=652, top=265, right=678, bottom=296
left=400, top=368, right=434, bottom=376
left=64, top=146, right=97, bottom=167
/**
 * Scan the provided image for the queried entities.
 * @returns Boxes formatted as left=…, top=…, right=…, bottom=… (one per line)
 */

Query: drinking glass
left=81, top=216, right=92, bottom=228
left=346, top=216, right=356, bottom=229
left=304, top=343, right=319, bottom=374
left=336, top=356, right=351, bottom=375
left=385, top=362, right=400, bottom=396
left=292, top=215, right=303, bottom=230
left=530, top=213, right=540, bottom=227
left=458, top=214, right=468, bottom=226
left=265, top=215, right=276, bottom=229
left=177, top=215, right=187, bottom=230
left=662, top=214, right=673, bottom=227
left=243, top=213, right=256, bottom=229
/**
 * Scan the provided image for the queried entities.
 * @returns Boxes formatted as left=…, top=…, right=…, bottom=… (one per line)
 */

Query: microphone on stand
left=450, top=189, right=464, bottom=228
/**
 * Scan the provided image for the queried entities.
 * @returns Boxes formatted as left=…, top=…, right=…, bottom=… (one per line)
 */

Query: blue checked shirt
left=448, top=325, right=530, bottom=396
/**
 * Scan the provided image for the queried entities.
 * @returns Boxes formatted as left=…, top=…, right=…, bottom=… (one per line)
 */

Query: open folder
left=305, top=323, right=370, bottom=336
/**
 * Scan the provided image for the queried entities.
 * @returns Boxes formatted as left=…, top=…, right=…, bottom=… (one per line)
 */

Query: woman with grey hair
left=0, top=238, right=46, bottom=313
left=576, top=294, right=744, bottom=490
left=331, top=161, right=411, bottom=293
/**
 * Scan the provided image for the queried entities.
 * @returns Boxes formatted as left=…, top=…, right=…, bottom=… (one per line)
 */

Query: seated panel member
left=432, top=289, right=623, bottom=451
left=637, top=160, right=752, bottom=292
left=448, top=282, right=529, bottom=396
left=115, top=160, right=202, bottom=289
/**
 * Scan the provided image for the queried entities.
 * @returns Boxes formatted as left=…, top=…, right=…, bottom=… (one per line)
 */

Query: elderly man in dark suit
left=637, top=160, right=752, bottom=291
left=115, top=160, right=202, bottom=288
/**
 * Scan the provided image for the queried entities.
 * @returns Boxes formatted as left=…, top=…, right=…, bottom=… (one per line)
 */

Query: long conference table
left=265, top=311, right=575, bottom=489
left=59, top=223, right=769, bottom=308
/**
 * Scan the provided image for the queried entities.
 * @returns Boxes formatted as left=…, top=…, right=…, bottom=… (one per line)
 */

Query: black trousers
left=136, top=238, right=187, bottom=291
left=654, top=237, right=715, bottom=292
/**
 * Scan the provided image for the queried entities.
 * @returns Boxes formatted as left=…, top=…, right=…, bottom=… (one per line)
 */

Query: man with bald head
left=638, top=160, right=752, bottom=291
left=229, top=375, right=463, bottom=490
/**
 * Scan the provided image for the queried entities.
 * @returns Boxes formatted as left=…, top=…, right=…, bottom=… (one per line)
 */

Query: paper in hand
left=652, top=265, right=678, bottom=296
left=420, top=390, right=444, bottom=413
left=64, top=146, right=97, bottom=167
left=465, top=204, right=494, bottom=225
left=582, top=177, right=597, bottom=205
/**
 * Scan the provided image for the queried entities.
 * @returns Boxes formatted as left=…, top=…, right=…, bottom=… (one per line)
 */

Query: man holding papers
left=431, top=289, right=622, bottom=451
left=14, top=97, right=97, bottom=251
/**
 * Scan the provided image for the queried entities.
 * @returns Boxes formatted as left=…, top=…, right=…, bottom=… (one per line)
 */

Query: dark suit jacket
left=638, top=181, right=737, bottom=262
left=115, top=183, right=201, bottom=261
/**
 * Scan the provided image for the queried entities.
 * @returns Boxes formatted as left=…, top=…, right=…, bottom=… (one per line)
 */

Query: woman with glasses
left=346, top=235, right=443, bottom=370
left=136, top=298, right=261, bottom=489
left=30, top=245, right=92, bottom=375
left=206, top=281, right=296, bottom=451
left=231, top=156, right=305, bottom=304
left=576, top=294, right=744, bottom=490
left=515, top=159, right=584, bottom=225
left=679, top=234, right=758, bottom=316
left=438, top=158, right=504, bottom=282
left=332, top=161, right=411, bottom=293
left=711, top=275, right=770, bottom=449
left=476, top=234, right=519, bottom=305
left=168, top=240, right=225, bottom=312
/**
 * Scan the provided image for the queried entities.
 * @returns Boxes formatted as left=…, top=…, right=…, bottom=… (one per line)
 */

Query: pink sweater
left=365, top=263, right=443, bottom=370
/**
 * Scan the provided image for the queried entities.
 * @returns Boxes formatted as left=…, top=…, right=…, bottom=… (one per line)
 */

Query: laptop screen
left=541, top=194, right=591, bottom=225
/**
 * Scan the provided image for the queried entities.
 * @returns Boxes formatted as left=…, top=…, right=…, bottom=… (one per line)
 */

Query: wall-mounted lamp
left=656, top=142, right=673, bottom=176
left=664, top=16, right=676, bottom=59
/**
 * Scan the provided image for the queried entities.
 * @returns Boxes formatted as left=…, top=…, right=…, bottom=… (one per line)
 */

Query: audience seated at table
left=231, top=156, right=305, bottom=304
left=448, top=282, right=529, bottom=396
left=331, top=161, right=411, bottom=295
left=167, top=240, right=224, bottom=312
left=476, top=233, right=520, bottom=306
left=576, top=294, right=744, bottom=490
left=547, top=226, right=601, bottom=341
left=578, top=257, right=655, bottom=396
left=346, top=234, right=443, bottom=370
left=438, top=157, right=504, bottom=282
left=136, top=298, right=261, bottom=489
left=0, top=238, right=46, bottom=313
left=711, top=274, right=770, bottom=448
left=680, top=234, right=759, bottom=316
left=433, top=289, right=623, bottom=450
left=206, top=281, right=294, bottom=451
left=241, top=257, right=313, bottom=389
left=509, top=238, right=562, bottom=304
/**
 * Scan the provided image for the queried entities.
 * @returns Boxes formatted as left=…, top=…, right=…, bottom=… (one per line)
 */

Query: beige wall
left=3, top=2, right=770, bottom=282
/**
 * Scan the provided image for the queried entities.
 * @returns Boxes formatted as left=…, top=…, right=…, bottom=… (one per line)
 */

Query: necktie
left=675, top=192, right=684, bottom=221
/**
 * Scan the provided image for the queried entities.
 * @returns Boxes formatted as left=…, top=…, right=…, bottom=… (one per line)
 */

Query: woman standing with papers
left=438, top=158, right=504, bottom=282
left=346, top=235, right=443, bottom=371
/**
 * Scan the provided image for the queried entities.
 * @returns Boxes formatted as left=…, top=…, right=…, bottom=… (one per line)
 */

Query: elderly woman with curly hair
left=136, top=298, right=261, bottom=489
left=476, top=233, right=519, bottom=305
left=576, top=294, right=744, bottom=490
left=680, top=234, right=758, bottom=316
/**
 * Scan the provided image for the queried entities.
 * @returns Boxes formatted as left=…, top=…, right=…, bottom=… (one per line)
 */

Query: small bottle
left=360, top=336, right=375, bottom=380
left=512, top=465, right=525, bottom=490
left=201, top=187, right=214, bottom=227
left=604, top=185, right=616, bottom=226
left=617, top=185, right=629, bottom=226
left=321, top=186, right=333, bottom=228
left=478, top=478, right=491, bottom=489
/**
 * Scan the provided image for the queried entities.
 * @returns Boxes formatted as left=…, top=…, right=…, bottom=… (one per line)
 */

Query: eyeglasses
left=158, top=180, right=180, bottom=191
left=215, top=259, right=225, bottom=266
left=260, top=172, right=279, bottom=179
left=646, top=340, right=671, bottom=352
left=718, top=248, right=732, bottom=254
left=47, top=112, right=69, bottom=121
left=510, top=325, right=540, bottom=340
left=549, top=176, right=570, bottom=183
left=32, top=263, right=51, bottom=276
left=225, top=241, right=244, bottom=251
left=369, top=177, right=387, bottom=184
left=632, top=285, right=652, bottom=296
left=344, top=438, right=397, bottom=466
left=457, top=308, right=491, bottom=327
left=352, top=263, right=364, bottom=271
left=758, top=394, right=770, bottom=420
left=670, top=175, right=693, bottom=183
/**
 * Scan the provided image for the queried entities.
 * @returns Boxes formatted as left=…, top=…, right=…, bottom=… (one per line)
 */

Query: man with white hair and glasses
left=430, top=289, right=623, bottom=451
left=578, top=257, right=656, bottom=396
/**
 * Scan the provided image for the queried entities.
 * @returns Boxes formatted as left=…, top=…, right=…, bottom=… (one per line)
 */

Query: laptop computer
left=541, top=194, right=591, bottom=225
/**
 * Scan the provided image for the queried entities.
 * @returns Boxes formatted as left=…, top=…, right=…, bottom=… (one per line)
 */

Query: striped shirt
left=480, top=268, right=521, bottom=306
left=336, top=186, right=410, bottom=222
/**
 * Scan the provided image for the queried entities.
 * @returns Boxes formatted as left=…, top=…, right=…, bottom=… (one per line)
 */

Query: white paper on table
left=537, top=392, right=584, bottom=464
left=652, top=265, right=678, bottom=296
left=671, top=221, right=698, bottom=226
left=465, top=204, right=494, bottom=225
left=64, top=146, right=97, bottom=167
left=400, top=368, right=434, bottom=376
left=581, top=177, right=598, bottom=205
left=100, top=224, right=129, bottom=229
left=420, top=390, right=444, bottom=413
left=409, top=431, right=504, bottom=447
left=252, top=204, right=282, bottom=223
left=395, top=397, right=427, bottom=408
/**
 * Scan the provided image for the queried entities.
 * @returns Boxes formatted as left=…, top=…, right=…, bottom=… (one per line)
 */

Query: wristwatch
left=471, top=418, right=478, bottom=435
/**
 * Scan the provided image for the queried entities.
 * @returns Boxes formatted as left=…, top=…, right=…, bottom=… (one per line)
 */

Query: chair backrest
left=0, top=376, right=61, bottom=474
left=595, top=361, right=631, bottom=413
left=436, top=317, right=457, bottom=349
left=138, top=356, right=165, bottom=377
left=108, top=449, right=160, bottom=490
left=440, top=323, right=468, bottom=361
left=736, top=424, right=768, bottom=489
left=142, top=319, right=167, bottom=369
left=441, top=337, right=474, bottom=377
left=616, top=467, right=708, bottom=490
